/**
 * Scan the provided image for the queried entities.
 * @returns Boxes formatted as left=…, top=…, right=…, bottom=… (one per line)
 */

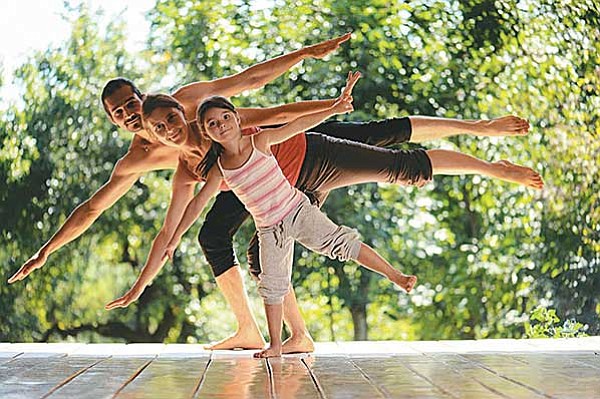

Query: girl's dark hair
left=196, top=96, right=237, bottom=178
left=141, top=93, right=185, bottom=134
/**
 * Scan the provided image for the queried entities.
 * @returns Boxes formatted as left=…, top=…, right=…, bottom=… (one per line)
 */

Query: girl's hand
left=165, top=239, right=180, bottom=261
left=340, top=71, right=361, bottom=101
left=333, top=71, right=361, bottom=114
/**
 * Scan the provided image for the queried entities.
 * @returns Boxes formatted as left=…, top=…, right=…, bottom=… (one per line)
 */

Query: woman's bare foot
left=492, top=160, right=544, bottom=190
left=282, top=331, right=315, bottom=354
left=389, top=270, right=417, bottom=293
left=253, top=344, right=282, bottom=358
left=478, top=115, right=530, bottom=137
left=205, top=329, right=266, bottom=350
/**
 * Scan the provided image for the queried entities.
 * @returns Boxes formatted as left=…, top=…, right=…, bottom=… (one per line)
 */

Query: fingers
left=8, top=264, right=32, bottom=284
left=342, top=71, right=361, bottom=95
left=313, top=32, right=352, bottom=58
left=105, top=295, right=133, bottom=310
left=346, top=71, right=361, bottom=92
left=335, top=31, right=352, bottom=44
left=7, top=268, right=25, bottom=284
left=105, top=298, right=125, bottom=310
left=165, top=246, right=176, bottom=261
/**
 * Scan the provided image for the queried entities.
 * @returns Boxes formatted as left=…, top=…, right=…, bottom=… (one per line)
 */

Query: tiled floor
left=1, top=337, right=599, bottom=398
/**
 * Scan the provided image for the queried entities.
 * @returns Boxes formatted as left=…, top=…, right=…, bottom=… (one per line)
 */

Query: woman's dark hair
left=196, top=96, right=237, bottom=178
left=141, top=93, right=185, bottom=134
left=101, top=78, right=143, bottom=120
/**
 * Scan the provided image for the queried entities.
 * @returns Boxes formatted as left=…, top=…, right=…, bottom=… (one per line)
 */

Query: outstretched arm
left=105, top=163, right=198, bottom=310
left=165, top=167, right=223, bottom=259
left=8, top=138, right=178, bottom=284
left=173, top=33, right=351, bottom=113
left=237, top=99, right=337, bottom=128
left=259, top=72, right=360, bottom=147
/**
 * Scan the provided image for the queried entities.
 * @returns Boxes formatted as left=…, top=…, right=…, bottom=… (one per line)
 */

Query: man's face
left=104, top=85, right=143, bottom=132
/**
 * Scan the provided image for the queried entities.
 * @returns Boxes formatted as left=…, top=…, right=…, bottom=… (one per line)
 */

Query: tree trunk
left=350, top=304, right=368, bottom=341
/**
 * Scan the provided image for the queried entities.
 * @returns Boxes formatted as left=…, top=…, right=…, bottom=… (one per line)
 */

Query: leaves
left=1, top=0, right=598, bottom=342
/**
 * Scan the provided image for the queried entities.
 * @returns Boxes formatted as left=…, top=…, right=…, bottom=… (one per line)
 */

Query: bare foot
left=478, top=115, right=530, bottom=137
left=205, top=329, right=266, bottom=350
left=390, top=271, right=417, bottom=293
left=253, top=344, right=282, bottom=358
left=493, top=160, right=544, bottom=190
left=282, top=331, right=315, bottom=354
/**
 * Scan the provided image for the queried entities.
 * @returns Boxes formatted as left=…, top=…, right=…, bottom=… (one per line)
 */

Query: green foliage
left=2, top=0, right=598, bottom=343
left=525, top=306, right=588, bottom=338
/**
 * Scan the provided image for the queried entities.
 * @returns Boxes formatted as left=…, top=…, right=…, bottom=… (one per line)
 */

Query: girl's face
left=145, top=106, right=188, bottom=147
left=201, top=107, right=241, bottom=144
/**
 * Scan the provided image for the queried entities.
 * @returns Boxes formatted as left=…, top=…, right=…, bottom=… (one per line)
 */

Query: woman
left=105, top=75, right=543, bottom=354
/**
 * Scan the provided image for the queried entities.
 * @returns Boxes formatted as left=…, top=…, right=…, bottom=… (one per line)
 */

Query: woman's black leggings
left=197, top=118, right=432, bottom=277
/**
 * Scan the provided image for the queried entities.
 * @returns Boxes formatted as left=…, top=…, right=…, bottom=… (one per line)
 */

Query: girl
left=164, top=73, right=417, bottom=357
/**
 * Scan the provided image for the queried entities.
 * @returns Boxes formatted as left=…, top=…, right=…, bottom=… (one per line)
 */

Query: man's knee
left=198, top=224, right=239, bottom=277
left=390, top=148, right=433, bottom=186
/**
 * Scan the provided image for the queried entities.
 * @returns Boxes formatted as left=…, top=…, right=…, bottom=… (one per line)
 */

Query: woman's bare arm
left=104, top=162, right=198, bottom=310
left=258, top=72, right=360, bottom=148
left=166, top=167, right=223, bottom=258
left=237, top=99, right=337, bottom=128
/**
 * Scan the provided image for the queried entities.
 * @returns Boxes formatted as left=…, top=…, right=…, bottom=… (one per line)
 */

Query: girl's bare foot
left=479, top=115, right=530, bottom=137
left=492, top=160, right=544, bottom=190
left=254, top=344, right=282, bottom=358
left=282, top=331, right=315, bottom=354
left=389, top=270, right=417, bottom=293
left=205, top=329, right=266, bottom=350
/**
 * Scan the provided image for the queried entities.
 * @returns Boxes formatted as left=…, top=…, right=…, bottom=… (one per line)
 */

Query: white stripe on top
left=218, top=137, right=303, bottom=228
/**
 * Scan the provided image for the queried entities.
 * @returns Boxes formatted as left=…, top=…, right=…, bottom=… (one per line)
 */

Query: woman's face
left=145, top=106, right=188, bottom=147
left=201, top=107, right=241, bottom=144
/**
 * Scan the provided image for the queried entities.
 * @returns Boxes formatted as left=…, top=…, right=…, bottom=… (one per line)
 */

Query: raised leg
left=355, top=243, right=417, bottom=292
left=427, top=149, right=544, bottom=189
left=409, top=115, right=530, bottom=142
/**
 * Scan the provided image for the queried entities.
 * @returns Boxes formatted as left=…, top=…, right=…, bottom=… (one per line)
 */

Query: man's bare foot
left=282, top=331, right=315, bottom=354
left=205, top=329, right=266, bottom=350
left=389, top=271, right=417, bottom=293
left=253, top=344, right=282, bottom=358
left=492, top=160, right=544, bottom=190
left=478, top=115, right=530, bottom=137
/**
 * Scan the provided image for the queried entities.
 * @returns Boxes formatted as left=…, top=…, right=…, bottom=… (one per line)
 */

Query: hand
left=333, top=71, right=361, bottom=114
left=8, top=250, right=49, bottom=284
left=105, top=286, right=143, bottom=310
left=305, top=32, right=351, bottom=59
left=165, top=242, right=177, bottom=261
left=164, top=237, right=181, bottom=261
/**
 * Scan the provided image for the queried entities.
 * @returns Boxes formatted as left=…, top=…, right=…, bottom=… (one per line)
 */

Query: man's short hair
left=101, top=77, right=143, bottom=120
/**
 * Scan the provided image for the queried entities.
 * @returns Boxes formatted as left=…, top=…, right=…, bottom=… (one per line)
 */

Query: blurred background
left=1, top=0, right=598, bottom=343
